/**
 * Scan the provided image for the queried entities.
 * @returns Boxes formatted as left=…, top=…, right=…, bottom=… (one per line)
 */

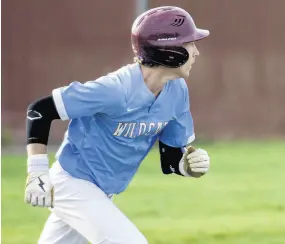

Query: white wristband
left=179, top=157, right=192, bottom=177
left=27, top=154, right=49, bottom=173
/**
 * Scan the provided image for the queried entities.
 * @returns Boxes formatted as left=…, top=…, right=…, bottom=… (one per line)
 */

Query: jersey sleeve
left=159, top=80, right=195, bottom=147
left=51, top=76, right=126, bottom=120
left=159, top=111, right=195, bottom=147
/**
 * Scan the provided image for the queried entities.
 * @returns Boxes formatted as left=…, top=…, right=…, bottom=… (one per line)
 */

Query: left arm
left=158, top=80, right=210, bottom=178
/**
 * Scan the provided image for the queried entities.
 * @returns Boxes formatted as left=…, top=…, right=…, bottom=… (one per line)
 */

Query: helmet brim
left=194, top=28, right=210, bottom=41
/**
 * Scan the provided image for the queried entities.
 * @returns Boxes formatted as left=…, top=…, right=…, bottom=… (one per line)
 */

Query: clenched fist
left=182, top=146, right=210, bottom=178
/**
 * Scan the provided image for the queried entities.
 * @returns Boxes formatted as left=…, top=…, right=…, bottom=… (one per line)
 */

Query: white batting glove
left=180, top=147, right=210, bottom=177
left=25, top=155, right=53, bottom=208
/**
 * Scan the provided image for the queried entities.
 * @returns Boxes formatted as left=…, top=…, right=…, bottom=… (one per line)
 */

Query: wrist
left=27, top=154, right=49, bottom=173
left=27, top=143, right=47, bottom=156
left=178, top=157, right=191, bottom=177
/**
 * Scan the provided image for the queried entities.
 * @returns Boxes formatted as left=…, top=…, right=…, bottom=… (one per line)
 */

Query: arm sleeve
left=26, top=95, right=60, bottom=145
left=159, top=141, right=183, bottom=176
left=159, top=86, right=195, bottom=147
left=52, top=76, right=126, bottom=120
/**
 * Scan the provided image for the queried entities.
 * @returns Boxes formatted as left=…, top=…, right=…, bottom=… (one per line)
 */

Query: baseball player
left=25, top=6, right=210, bottom=244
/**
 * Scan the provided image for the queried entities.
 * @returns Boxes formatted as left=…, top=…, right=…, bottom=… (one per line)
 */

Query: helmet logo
left=170, top=15, right=185, bottom=27
left=157, top=37, right=177, bottom=41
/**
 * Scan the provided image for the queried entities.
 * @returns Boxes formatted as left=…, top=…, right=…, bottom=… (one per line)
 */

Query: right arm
left=25, top=77, right=125, bottom=208
left=25, top=95, right=60, bottom=208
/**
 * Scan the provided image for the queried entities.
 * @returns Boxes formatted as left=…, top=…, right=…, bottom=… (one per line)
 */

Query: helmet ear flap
left=141, top=46, right=189, bottom=68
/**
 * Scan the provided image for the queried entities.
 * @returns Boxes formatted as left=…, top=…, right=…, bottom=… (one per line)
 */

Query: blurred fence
left=2, top=0, right=285, bottom=145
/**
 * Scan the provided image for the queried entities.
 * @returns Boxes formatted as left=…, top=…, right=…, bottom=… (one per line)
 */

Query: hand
left=25, top=172, right=53, bottom=207
left=183, top=147, right=210, bottom=177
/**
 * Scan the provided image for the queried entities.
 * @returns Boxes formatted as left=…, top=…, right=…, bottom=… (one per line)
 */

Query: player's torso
left=77, top=63, right=183, bottom=149
left=57, top=63, right=186, bottom=194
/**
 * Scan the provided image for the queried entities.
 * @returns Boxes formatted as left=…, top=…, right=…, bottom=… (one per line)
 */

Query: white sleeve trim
left=186, top=133, right=195, bottom=145
left=179, top=157, right=192, bottom=177
left=52, top=88, right=69, bottom=121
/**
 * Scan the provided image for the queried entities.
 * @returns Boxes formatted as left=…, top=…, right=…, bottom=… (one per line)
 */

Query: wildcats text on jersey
left=113, top=121, right=169, bottom=138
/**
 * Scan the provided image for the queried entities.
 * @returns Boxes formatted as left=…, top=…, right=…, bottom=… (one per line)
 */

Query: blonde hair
left=133, top=56, right=159, bottom=67
left=133, top=56, right=142, bottom=64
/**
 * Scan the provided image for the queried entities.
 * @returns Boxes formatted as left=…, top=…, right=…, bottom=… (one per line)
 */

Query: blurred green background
left=2, top=142, right=285, bottom=244
left=2, top=0, right=285, bottom=243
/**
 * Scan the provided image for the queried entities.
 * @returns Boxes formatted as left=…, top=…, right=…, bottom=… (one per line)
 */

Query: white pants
left=38, top=162, right=148, bottom=244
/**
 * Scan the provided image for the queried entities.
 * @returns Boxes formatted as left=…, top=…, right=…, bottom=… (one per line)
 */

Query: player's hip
left=49, top=161, right=114, bottom=199
left=55, top=158, right=138, bottom=195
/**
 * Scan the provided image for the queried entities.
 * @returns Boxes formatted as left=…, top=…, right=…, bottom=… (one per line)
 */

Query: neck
left=140, top=65, right=178, bottom=96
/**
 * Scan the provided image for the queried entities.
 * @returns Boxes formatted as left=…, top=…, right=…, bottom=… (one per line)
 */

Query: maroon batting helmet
left=131, top=6, right=210, bottom=68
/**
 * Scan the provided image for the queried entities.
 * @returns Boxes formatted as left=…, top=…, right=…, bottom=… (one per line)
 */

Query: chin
left=182, top=70, right=191, bottom=79
left=175, top=67, right=191, bottom=79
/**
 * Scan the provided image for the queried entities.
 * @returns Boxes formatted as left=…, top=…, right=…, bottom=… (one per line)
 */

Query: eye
left=185, top=42, right=195, bottom=48
left=183, top=42, right=192, bottom=48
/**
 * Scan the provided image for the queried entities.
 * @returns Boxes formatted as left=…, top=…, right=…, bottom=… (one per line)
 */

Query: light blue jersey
left=52, top=63, right=195, bottom=194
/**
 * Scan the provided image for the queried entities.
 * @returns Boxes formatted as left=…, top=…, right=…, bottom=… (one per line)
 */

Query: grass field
left=2, top=141, right=285, bottom=244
